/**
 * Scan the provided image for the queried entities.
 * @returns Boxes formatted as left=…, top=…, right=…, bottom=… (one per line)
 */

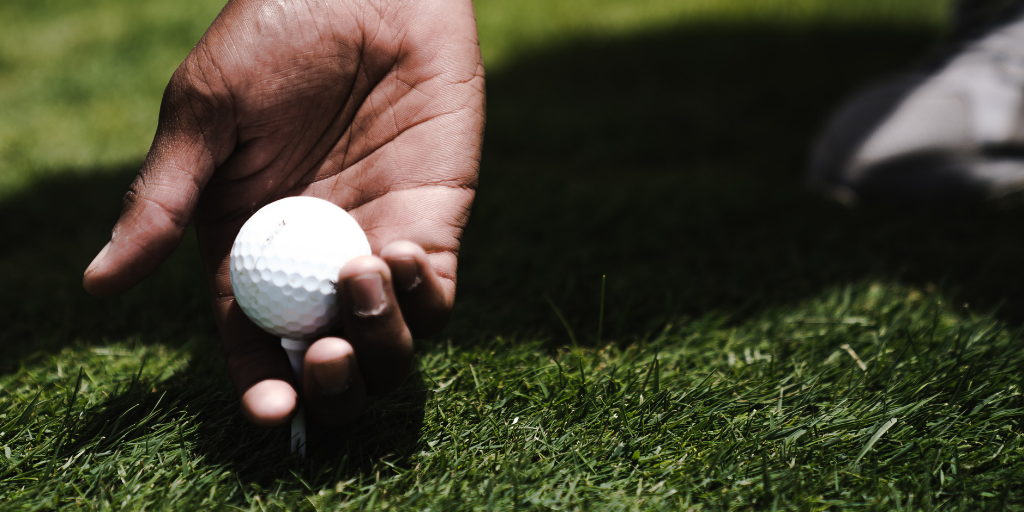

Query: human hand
left=82, top=0, right=484, bottom=427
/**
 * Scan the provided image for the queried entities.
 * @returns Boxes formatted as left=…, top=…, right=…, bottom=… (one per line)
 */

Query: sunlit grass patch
left=4, top=282, right=1023, bottom=509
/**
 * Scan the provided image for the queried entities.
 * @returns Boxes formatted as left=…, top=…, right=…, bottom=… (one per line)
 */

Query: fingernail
left=388, top=257, right=421, bottom=292
left=348, top=273, right=386, bottom=316
left=312, top=358, right=351, bottom=396
left=85, top=242, right=111, bottom=275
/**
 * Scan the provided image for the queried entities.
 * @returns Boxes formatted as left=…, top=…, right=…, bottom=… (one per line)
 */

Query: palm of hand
left=84, top=0, right=484, bottom=426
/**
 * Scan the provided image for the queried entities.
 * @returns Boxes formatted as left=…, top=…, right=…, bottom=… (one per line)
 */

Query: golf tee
left=281, top=338, right=312, bottom=458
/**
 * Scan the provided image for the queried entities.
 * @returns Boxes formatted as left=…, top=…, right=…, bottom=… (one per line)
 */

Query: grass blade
left=853, top=418, right=898, bottom=466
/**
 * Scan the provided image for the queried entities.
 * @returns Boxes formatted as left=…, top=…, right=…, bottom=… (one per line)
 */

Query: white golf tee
left=281, top=338, right=312, bottom=458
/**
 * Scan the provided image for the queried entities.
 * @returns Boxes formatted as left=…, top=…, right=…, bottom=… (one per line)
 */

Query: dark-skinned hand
left=82, top=0, right=485, bottom=427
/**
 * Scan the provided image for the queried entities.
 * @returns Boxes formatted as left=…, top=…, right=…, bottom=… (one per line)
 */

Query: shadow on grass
left=38, top=352, right=427, bottom=490
left=0, top=166, right=219, bottom=374
left=7, top=18, right=1024, bottom=490
left=452, top=21, right=1024, bottom=342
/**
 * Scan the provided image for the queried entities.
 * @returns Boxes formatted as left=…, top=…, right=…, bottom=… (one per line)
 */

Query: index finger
left=216, top=298, right=298, bottom=426
left=200, top=219, right=298, bottom=427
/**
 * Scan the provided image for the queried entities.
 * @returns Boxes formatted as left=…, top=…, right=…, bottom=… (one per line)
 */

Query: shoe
left=808, top=2, right=1024, bottom=205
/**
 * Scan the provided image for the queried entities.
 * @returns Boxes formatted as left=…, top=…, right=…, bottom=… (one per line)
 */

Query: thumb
left=83, top=63, right=234, bottom=297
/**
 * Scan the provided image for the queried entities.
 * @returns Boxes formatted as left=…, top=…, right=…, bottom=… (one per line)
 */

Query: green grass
left=9, top=0, right=1024, bottom=509
left=0, top=0, right=221, bottom=196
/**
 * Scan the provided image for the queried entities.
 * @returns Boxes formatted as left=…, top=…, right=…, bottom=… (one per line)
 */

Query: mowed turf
left=6, top=0, right=1024, bottom=509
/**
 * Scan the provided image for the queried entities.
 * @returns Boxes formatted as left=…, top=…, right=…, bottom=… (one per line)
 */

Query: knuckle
left=119, top=171, right=191, bottom=231
left=122, top=174, right=145, bottom=212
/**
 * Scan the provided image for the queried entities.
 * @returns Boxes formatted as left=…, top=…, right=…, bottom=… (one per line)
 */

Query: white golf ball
left=229, top=196, right=371, bottom=341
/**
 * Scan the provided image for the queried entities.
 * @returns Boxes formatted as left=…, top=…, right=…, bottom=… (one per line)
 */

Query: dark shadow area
left=451, top=21, right=1024, bottom=341
left=44, top=352, right=428, bottom=489
left=8, top=17, right=1024, bottom=490
left=0, top=166, right=217, bottom=371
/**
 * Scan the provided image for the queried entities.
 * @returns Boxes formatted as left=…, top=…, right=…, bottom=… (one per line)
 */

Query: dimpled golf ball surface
left=229, top=197, right=371, bottom=341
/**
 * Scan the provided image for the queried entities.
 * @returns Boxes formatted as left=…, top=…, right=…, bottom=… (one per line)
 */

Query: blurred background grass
left=9, top=0, right=1024, bottom=509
